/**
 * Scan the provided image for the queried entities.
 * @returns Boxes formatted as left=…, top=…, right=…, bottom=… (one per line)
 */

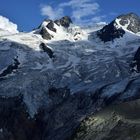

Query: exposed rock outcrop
left=35, top=16, right=76, bottom=41
left=45, top=20, right=56, bottom=32
left=72, top=99, right=140, bottom=140
left=97, top=13, right=140, bottom=42
left=58, top=16, right=72, bottom=28
left=0, top=57, right=20, bottom=79
left=97, top=20, right=125, bottom=42
left=118, top=13, right=140, bottom=33
left=39, top=43, right=54, bottom=58
left=130, top=47, right=140, bottom=72
left=0, top=95, right=45, bottom=140
left=39, top=26, right=53, bottom=40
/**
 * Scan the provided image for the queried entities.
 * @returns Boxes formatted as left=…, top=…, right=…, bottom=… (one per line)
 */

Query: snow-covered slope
left=0, top=13, right=140, bottom=140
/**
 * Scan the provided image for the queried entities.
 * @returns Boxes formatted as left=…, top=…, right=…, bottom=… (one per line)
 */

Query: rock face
left=37, top=16, right=72, bottom=40
left=39, top=43, right=54, bottom=58
left=97, top=13, right=140, bottom=42
left=97, top=20, right=125, bottom=42
left=131, top=47, right=140, bottom=72
left=0, top=57, right=20, bottom=78
left=133, top=47, right=140, bottom=72
left=0, top=95, right=45, bottom=140
left=58, top=16, right=72, bottom=28
left=72, top=99, right=140, bottom=140
left=45, top=20, right=57, bottom=32
left=35, top=16, right=86, bottom=41
left=118, top=13, right=140, bottom=33
left=39, top=26, right=53, bottom=40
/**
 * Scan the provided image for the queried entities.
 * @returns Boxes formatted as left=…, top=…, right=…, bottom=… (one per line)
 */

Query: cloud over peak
left=40, top=0, right=104, bottom=25
left=60, top=0, right=99, bottom=19
left=41, top=5, right=63, bottom=20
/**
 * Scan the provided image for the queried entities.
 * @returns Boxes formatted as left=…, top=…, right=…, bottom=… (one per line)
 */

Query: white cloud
left=0, top=16, right=18, bottom=33
left=41, top=5, right=63, bottom=20
left=40, top=0, right=104, bottom=25
left=60, top=0, right=99, bottom=20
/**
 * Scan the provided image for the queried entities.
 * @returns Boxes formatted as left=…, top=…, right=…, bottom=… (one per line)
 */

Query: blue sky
left=0, top=0, right=139, bottom=31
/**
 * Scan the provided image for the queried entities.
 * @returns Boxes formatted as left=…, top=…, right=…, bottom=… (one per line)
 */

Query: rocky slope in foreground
left=72, top=99, right=140, bottom=140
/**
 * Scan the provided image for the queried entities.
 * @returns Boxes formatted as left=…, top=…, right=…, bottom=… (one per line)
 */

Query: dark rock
left=134, top=47, right=140, bottom=61
left=0, top=95, right=45, bottom=140
left=74, top=32, right=80, bottom=37
left=54, top=20, right=61, bottom=26
left=131, top=47, right=140, bottom=72
left=48, top=87, right=70, bottom=105
left=35, top=16, right=72, bottom=40
left=118, top=13, right=140, bottom=33
left=72, top=99, right=140, bottom=140
left=0, top=78, right=140, bottom=140
left=39, top=27, right=53, bottom=40
left=97, top=13, right=140, bottom=42
left=59, top=16, right=72, bottom=28
left=39, top=43, right=54, bottom=58
left=46, top=21, right=56, bottom=33
left=41, top=92, right=97, bottom=140
left=97, top=20, right=125, bottom=42
left=0, top=57, right=20, bottom=78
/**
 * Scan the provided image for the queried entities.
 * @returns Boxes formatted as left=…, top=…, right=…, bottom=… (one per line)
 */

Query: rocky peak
left=97, top=13, right=140, bottom=42
left=39, top=26, right=53, bottom=40
left=34, top=16, right=85, bottom=41
left=117, top=13, right=140, bottom=33
left=97, top=20, right=125, bottom=42
left=36, top=19, right=56, bottom=40
left=118, top=12, right=139, bottom=19
left=54, top=16, right=72, bottom=28
left=42, top=16, right=72, bottom=30
left=59, top=16, right=72, bottom=28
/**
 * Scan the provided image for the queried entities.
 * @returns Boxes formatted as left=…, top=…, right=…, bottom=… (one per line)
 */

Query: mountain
left=34, top=16, right=89, bottom=41
left=97, top=13, right=140, bottom=42
left=0, top=13, right=140, bottom=140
